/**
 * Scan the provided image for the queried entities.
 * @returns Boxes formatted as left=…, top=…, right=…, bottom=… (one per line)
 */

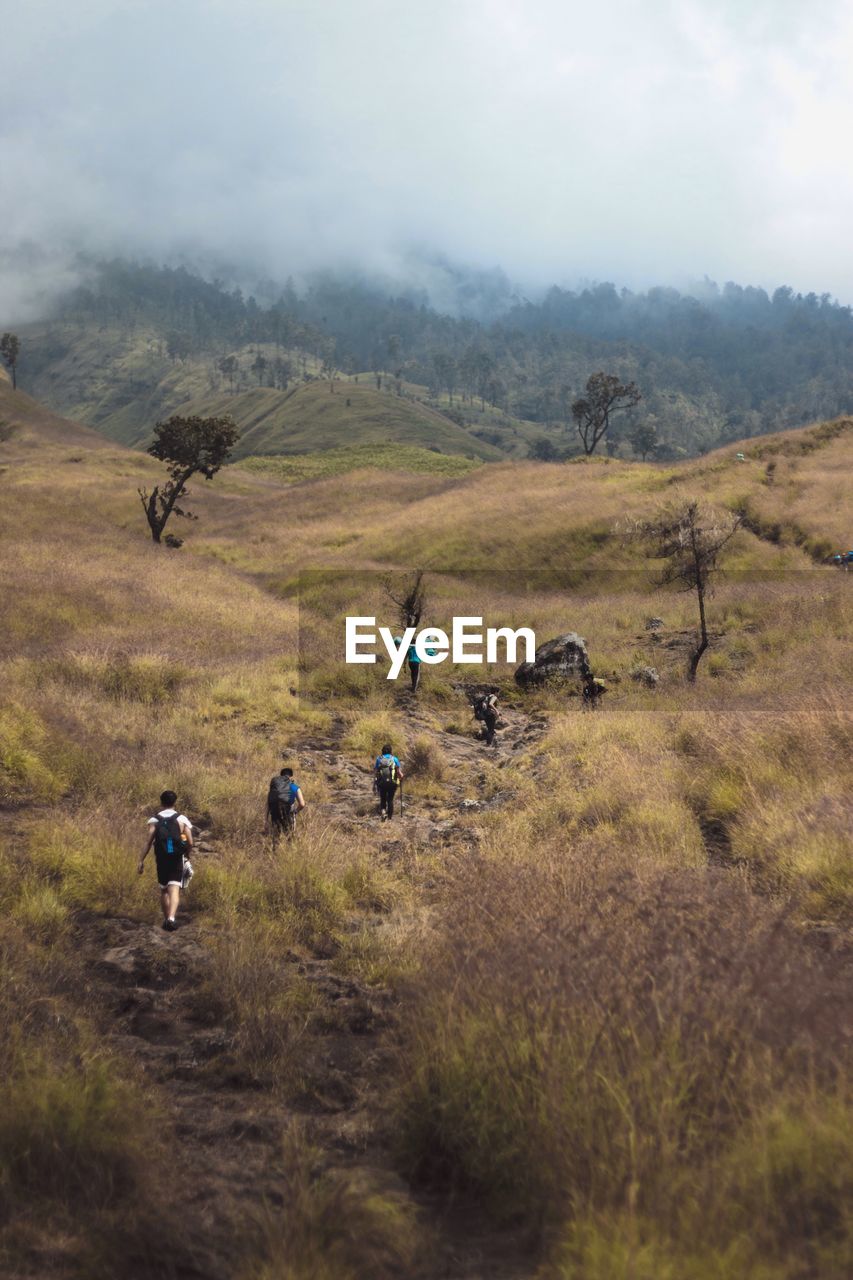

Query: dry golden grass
left=395, top=858, right=852, bottom=1276
left=1, top=392, right=851, bottom=1277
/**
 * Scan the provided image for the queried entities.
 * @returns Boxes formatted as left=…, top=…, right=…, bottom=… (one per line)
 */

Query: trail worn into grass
left=69, top=699, right=549, bottom=1279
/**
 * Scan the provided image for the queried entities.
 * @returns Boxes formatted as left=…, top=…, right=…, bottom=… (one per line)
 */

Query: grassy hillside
left=180, top=379, right=504, bottom=460
left=0, top=382, right=850, bottom=1279
left=18, top=323, right=510, bottom=458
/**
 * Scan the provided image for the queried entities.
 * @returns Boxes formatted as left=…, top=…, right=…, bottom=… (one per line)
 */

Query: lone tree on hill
left=637, top=500, right=742, bottom=681
left=1, top=333, right=20, bottom=389
left=139, top=414, right=239, bottom=545
left=571, top=372, right=641, bottom=456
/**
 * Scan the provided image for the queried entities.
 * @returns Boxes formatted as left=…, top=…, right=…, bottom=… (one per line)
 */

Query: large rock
left=515, top=632, right=590, bottom=687
left=631, top=664, right=660, bottom=688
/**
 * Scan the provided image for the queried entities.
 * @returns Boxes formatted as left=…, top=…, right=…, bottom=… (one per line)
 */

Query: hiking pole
left=399, top=778, right=404, bottom=819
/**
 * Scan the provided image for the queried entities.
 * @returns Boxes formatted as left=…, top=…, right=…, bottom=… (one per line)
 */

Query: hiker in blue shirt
left=266, top=766, right=306, bottom=846
left=374, top=744, right=403, bottom=820
left=402, top=639, right=438, bottom=693
left=407, top=641, right=422, bottom=692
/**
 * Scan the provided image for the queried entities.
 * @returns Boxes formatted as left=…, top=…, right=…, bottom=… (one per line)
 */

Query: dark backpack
left=474, top=695, right=497, bottom=721
left=154, top=812, right=184, bottom=857
left=376, top=756, right=397, bottom=785
left=269, top=776, right=298, bottom=816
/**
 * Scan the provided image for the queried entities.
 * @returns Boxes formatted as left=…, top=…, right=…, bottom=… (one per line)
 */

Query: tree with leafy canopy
left=138, top=414, right=239, bottom=545
left=631, top=419, right=658, bottom=461
left=529, top=437, right=560, bottom=461
left=571, top=372, right=642, bottom=456
left=636, top=500, right=742, bottom=681
left=1, top=333, right=20, bottom=389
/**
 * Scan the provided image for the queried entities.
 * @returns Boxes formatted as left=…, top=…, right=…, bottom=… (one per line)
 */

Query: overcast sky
left=3, top=0, right=853, bottom=317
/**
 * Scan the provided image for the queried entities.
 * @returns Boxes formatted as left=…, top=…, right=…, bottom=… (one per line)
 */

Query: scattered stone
left=644, top=617, right=665, bottom=630
left=515, top=632, right=590, bottom=687
left=100, top=945, right=145, bottom=979
left=631, top=665, right=660, bottom=688
left=459, top=798, right=482, bottom=812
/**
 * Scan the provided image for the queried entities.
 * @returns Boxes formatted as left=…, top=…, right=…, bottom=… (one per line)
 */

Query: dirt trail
left=73, top=696, right=550, bottom=1279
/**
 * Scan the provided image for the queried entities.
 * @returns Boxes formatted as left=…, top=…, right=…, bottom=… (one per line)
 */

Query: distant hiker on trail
left=407, top=640, right=422, bottom=692
left=374, top=744, right=403, bottom=821
left=399, top=637, right=438, bottom=692
left=138, top=790, right=194, bottom=932
left=473, top=692, right=500, bottom=747
left=266, top=766, right=305, bottom=845
left=582, top=673, right=607, bottom=709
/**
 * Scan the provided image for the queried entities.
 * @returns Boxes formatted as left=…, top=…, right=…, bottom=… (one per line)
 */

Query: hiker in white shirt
left=138, top=789, right=193, bottom=931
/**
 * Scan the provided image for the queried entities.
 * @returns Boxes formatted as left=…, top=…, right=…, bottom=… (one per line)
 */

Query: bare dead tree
left=384, top=569, right=427, bottom=630
left=635, top=501, right=742, bottom=681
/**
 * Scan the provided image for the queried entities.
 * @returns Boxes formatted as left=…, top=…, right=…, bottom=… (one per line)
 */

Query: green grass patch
left=237, top=442, right=482, bottom=482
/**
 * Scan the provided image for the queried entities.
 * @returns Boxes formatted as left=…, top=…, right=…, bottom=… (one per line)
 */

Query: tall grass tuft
left=246, top=1127, right=423, bottom=1280
left=394, top=857, right=851, bottom=1271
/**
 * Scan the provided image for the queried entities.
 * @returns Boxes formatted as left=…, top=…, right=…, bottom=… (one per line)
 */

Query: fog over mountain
left=3, top=0, right=853, bottom=319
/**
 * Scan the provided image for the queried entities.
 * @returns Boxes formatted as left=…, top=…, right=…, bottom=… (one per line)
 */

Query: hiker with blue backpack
left=374, top=744, right=403, bottom=820
left=266, top=766, right=305, bottom=845
left=138, top=789, right=194, bottom=932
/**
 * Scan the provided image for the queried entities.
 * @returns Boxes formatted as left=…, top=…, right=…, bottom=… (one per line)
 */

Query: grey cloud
left=2, top=0, right=853, bottom=321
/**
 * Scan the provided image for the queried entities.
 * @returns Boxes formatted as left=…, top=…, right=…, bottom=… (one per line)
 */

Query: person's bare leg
left=160, top=887, right=170, bottom=920
left=167, top=885, right=180, bottom=921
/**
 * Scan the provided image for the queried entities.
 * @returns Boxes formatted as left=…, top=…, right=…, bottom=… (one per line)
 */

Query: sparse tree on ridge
left=138, top=414, right=239, bottom=545
left=387, top=334, right=401, bottom=371
left=474, top=351, right=495, bottom=410
left=1, top=333, right=20, bottom=389
left=320, top=340, right=337, bottom=391
left=273, top=356, right=292, bottom=390
left=637, top=500, right=742, bottom=681
left=166, top=330, right=192, bottom=363
left=252, top=353, right=268, bottom=386
left=218, top=354, right=238, bottom=391
left=432, top=353, right=457, bottom=405
left=571, top=372, right=642, bottom=456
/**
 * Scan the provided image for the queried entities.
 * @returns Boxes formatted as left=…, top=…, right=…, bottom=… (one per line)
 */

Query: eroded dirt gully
left=78, top=696, right=550, bottom=1279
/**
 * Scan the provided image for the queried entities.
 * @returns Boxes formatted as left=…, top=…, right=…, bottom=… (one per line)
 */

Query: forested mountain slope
left=11, top=259, right=853, bottom=460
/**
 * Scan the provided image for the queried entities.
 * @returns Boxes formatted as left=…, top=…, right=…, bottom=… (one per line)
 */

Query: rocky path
left=77, top=696, right=550, bottom=1279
